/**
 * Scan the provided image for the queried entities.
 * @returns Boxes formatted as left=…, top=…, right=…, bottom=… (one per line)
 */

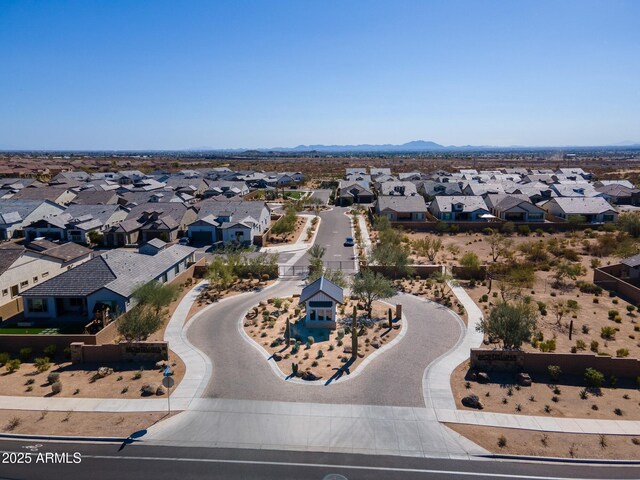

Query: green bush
left=6, top=359, right=21, bottom=373
left=0, top=352, right=9, bottom=366
left=584, top=368, right=605, bottom=388
left=576, top=281, right=603, bottom=295
left=616, top=348, right=630, bottom=358
left=43, top=344, right=57, bottom=358
left=539, top=340, right=556, bottom=352
left=600, top=326, right=616, bottom=340
left=51, top=381, right=62, bottom=395
left=547, top=365, right=561, bottom=381
left=34, top=357, right=51, bottom=372
left=47, top=372, right=60, bottom=384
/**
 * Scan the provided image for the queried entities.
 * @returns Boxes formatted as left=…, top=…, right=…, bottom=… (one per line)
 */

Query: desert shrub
left=575, top=339, right=586, bottom=350
left=539, top=340, right=556, bottom=352
left=34, top=357, right=51, bottom=372
left=43, top=344, right=57, bottom=358
left=51, top=381, right=62, bottom=395
left=600, top=326, right=616, bottom=340
left=272, top=298, right=283, bottom=309
left=576, top=281, right=602, bottom=295
left=47, top=372, right=60, bottom=384
left=19, top=347, right=32, bottom=361
left=590, top=340, right=599, bottom=352
left=616, top=348, right=630, bottom=357
left=584, top=368, right=604, bottom=388
left=547, top=365, right=561, bottom=381
left=0, top=352, right=9, bottom=366
left=6, top=359, right=20, bottom=373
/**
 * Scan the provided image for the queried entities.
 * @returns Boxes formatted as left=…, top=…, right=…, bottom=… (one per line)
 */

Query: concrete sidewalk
left=356, top=213, right=372, bottom=257
left=260, top=214, right=320, bottom=255
left=143, top=397, right=487, bottom=458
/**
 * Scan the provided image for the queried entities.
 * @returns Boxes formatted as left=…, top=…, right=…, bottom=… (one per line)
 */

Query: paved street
left=295, top=205, right=357, bottom=272
left=0, top=440, right=637, bottom=480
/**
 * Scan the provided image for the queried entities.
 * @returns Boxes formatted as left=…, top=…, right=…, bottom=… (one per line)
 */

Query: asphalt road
left=295, top=205, right=356, bottom=272
left=0, top=439, right=638, bottom=480
left=187, top=278, right=460, bottom=406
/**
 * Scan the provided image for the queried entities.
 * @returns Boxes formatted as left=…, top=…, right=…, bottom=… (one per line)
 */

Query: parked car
left=344, top=237, right=355, bottom=247
left=178, top=237, right=190, bottom=246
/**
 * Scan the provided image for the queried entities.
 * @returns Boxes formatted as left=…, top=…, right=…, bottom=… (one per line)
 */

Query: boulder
left=272, top=353, right=283, bottom=362
left=477, top=372, right=490, bottom=384
left=155, top=361, right=168, bottom=369
left=301, top=370, right=321, bottom=381
left=343, top=345, right=352, bottom=354
left=141, top=384, right=157, bottom=396
left=461, top=394, right=483, bottom=409
left=517, top=372, right=532, bottom=387
left=371, top=341, right=380, bottom=349
left=156, top=385, right=166, bottom=396
left=95, top=367, right=114, bottom=378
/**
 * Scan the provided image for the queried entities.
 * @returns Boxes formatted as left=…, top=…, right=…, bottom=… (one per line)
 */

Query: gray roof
left=622, top=254, right=640, bottom=268
left=197, top=199, right=267, bottom=224
left=549, top=197, right=616, bottom=214
left=0, top=199, right=62, bottom=224
left=71, top=190, right=119, bottom=205
left=24, top=244, right=195, bottom=299
left=299, top=276, right=344, bottom=304
left=430, top=196, right=489, bottom=213
left=0, top=244, right=25, bottom=276
left=377, top=195, right=427, bottom=213
left=144, top=238, right=167, bottom=249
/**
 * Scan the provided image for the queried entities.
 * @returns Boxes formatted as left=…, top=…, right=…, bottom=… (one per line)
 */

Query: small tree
left=206, top=256, right=238, bottom=296
left=351, top=270, right=395, bottom=319
left=552, top=261, right=585, bottom=289
left=487, top=232, right=513, bottom=262
left=584, top=368, right=604, bottom=388
left=551, top=300, right=580, bottom=328
left=412, top=237, right=442, bottom=263
left=132, top=280, right=180, bottom=316
left=117, top=306, right=163, bottom=342
left=476, top=301, right=538, bottom=349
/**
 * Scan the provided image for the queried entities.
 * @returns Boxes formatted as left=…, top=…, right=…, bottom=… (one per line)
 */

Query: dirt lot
left=447, top=423, right=640, bottom=460
left=0, top=409, right=170, bottom=437
left=451, top=360, right=640, bottom=420
left=0, top=350, right=184, bottom=399
left=406, top=230, right=640, bottom=358
left=266, top=216, right=308, bottom=246
left=244, top=296, right=400, bottom=380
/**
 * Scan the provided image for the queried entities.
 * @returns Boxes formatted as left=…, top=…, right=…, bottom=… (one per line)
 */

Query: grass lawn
left=283, top=191, right=305, bottom=199
left=0, top=325, right=85, bottom=335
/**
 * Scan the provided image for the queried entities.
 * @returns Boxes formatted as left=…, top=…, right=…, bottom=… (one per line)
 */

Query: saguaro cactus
left=388, top=307, right=393, bottom=329
left=285, top=318, right=291, bottom=345
left=351, top=305, right=358, bottom=358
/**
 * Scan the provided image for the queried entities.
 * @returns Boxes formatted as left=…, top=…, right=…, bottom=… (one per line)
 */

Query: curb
left=0, top=433, right=127, bottom=443
left=476, top=453, right=640, bottom=465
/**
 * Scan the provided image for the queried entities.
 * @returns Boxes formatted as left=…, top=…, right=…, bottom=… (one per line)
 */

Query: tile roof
left=377, top=195, right=427, bottom=213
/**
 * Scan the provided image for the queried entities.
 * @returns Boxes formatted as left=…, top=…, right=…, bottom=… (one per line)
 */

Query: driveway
left=187, top=282, right=461, bottom=407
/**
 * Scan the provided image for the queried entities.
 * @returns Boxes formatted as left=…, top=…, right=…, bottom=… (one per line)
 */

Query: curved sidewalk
left=429, top=281, right=640, bottom=435
left=0, top=280, right=213, bottom=413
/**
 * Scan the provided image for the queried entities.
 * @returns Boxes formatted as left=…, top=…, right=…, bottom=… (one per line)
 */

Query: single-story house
left=540, top=197, right=618, bottom=223
left=337, top=181, right=374, bottom=206
left=22, top=244, right=196, bottom=322
left=202, top=180, right=250, bottom=198
left=485, top=194, right=546, bottom=222
left=187, top=200, right=270, bottom=246
left=378, top=181, right=418, bottom=196
left=376, top=195, right=427, bottom=222
left=428, top=196, right=490, bottom=222
left=0, top=241, right=92, bottom=317
left=0, top=199, right=66, bottom=240
left=594, top=184, right=640, bottom=206
left=298, top=276, right=344, bottom=329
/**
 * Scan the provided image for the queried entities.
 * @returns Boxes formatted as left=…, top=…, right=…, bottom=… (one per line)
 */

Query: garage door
left=190, top=230, right=214, bottom=245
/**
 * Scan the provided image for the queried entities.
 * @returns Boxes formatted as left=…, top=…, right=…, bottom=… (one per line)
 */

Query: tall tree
left=117, top=305, right=164, bottom=342
left=412, top=237, right=442, bottom=263
left=351, top=270, right=395, bottom=319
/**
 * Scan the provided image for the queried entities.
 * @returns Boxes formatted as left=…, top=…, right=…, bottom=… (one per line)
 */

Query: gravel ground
left=187, top=279, right=461, bottom=407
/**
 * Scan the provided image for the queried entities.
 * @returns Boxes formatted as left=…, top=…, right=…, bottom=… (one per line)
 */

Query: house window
left=603, top=215, right=614, bottom=222
left=33, top=276, right=38, bottom=283
left=42, top=272, right=49, bottom=278
left=161, top=272, right=168, bottom=283
left=69, top=298, right=84, bottom=307
left=27, top=298, right=48, bottom=313
left=2, top=289, right=7, bottom=297
left=174, top=265, right=180, bottom=275
left=20, top=280, right=28, bottom=288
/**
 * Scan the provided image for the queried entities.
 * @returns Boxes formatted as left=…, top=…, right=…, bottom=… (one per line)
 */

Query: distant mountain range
left=191, top=140, right=640, bottom=153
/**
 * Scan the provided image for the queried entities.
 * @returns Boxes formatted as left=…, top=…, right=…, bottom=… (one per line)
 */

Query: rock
left=156, top=386, right=166, bottom=396
left=155, top=361, right=168, bottom=369
left=358, top=353, right=364, bottom=358
left=371, top=341, right=380, bottom=349
left=517, top=372, right=532, bottom=387
left=477, top=372, right=490, bottom=384
left=301, top=370, right=321, bottom=381
left=259, top=301, right=267, bottom=307
left=95, top=367, right=114, bottom=378
left=141, top=384, right=157, bottom=396
left=461, top=394, right=483, bottom=409
left=272, top=353, right=283, bottom=362
left=469, top=371, right=478, bottom=381
left=343, top=345, right=352, bottom=354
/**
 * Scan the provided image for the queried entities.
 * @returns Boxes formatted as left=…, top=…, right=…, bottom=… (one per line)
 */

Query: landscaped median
left=243, top=294, right=402, bottom=382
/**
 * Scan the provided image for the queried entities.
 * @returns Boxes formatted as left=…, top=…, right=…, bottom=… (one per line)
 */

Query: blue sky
left=1, top=0, right=639, bottom=149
